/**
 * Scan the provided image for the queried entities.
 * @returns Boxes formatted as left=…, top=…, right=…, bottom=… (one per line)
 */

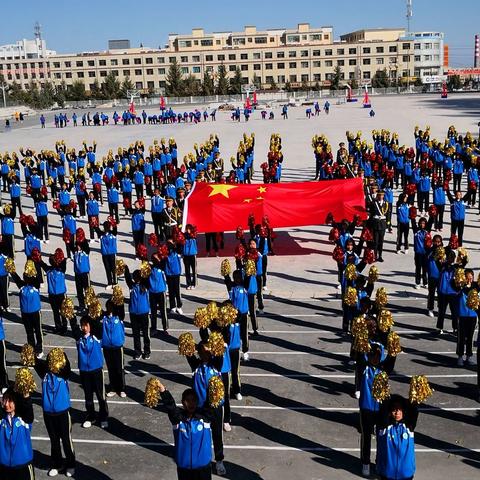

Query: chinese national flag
left=183, top=179, right=366, bottom=233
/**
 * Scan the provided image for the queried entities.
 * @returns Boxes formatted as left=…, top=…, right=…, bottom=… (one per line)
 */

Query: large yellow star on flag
left=208, top=184, right=238, bottom=198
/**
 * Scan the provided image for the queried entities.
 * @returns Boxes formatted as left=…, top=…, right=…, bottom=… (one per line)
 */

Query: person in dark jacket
left=0, top=388, right=35, bottom=480
left=34, top=350, right=76, bottom=477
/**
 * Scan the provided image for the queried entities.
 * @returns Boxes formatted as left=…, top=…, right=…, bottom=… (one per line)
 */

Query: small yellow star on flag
left=257, top=186, right=267, bottom=193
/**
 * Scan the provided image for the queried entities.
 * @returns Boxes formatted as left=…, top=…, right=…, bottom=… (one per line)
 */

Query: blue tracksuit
left=77, top=334, right=104, bottom=372
left=42, top=373, right=71, bottom=414
left=101, top=315, right=125, bottom=348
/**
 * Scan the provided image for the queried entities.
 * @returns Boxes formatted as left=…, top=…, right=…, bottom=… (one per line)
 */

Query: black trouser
left=0, top=464, right=35, bottom=480
left=108, top=203, right=119, bottom=224
left=11, top=197, right=22, bottom=217
left=177, top=464, right=212, bottom=480
left=360, top=409, right=378, bottom=465
left=221, top=372, right=231, bottom=423
left=457, top=316, right=477, bottom=357
left=75, top=272, right=90, bottom=310
left=396, top=222, right=409, bottom=251
left=373, top=229, right=385, bottom=259
left=427, top=278, right=438, bottom=311
left=453, top=173, right=462, bottom=192
left=262, top=254, right=268, bottom=287
left=248, top=294, right=258, bottom=332
left=103, top=347, right=126, bottom=393
left=3, top=234, right=14, bottom=258
left=0, top=275, right=8, bottom=309
left=133, top=230, right=144, bottom=247
left=0, top=340, right=8, bottom=390
left=43, top=410, right=75, bottom=470
left=130, top=313, right=151, bottom=356
left=436, top=294, right=458, bottom=331
left=414, top=253, right=427, bottom=286
left=49, top=293, right=67, bottom=331
left=22, top=311, right=42, bottom=354
left=135, top=184, right=144, bottom=199
left=238, top=312, right=248, bottom=353
left=102, top=254, right=116, bottom=286
left=166, top=275, right=182, bottom=309
left=434, top=204, right=445, bottom=230
left=38, top=216, right=49, bottom=241
left=229, top=348, right=241, bottom=395
left=417, top=191, right=429, bottom=212
left=152, top=212, right=162, bottom=238
left=150, top=291, right=168, bottom=331
left=183, top=255, right=197, bottom=287
left=342, top=304, right=356, bottom=333
left=205, top=233, right=218, bottom=253
left=77, top=196, right=86, bottom=217
left=451, top=219, right=465, bottom=246
left=79, top=368, right=108, bottom=422
left=211, top=405, right=224, bottom=461
left=256, top=275, right=264, bottom=310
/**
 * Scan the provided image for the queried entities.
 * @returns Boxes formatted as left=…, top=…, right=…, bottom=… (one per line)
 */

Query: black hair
left=181, top=388, right=198, bottom=403
left=80, top=315, right=91, bottom=326
left=1, top=387, right=16, bottom=404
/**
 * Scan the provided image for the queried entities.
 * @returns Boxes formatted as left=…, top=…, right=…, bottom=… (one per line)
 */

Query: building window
left=77, top=72, right=84, bottom=78
left=289, top=62, right=297, bottom=68
left=147, top=81, right=154, bottom=89
left=301, top=74, right=309, bottom=82
left=288, top=51, right=297, bottom=58
left=88, top=60, right=95, bottom=66
left=311, top=34, right=322, bottom=41
left=301, top=50, right=309, bottom=57
left=265, top=63, right=273, bottom=70
left=206, top=55, right=213, bottom=61
left=265, top=75, right=273, bottom=83
left=135, top=82, right=143, bottom=89
left=363, top=47, right=371, bottom=54
left=287, top=35, right=300, bottom=43
left=134, top=58, right=142, bottom=64
left=337, top=48, right=345, bottom=55
left=201, top=39, right=213, bottom=46
left=289, top=74, right=297, bottom=82
left=325, top=60, right=333, bottom=67
left=349, top=48, right=357, bottom=55
left=65, top=61, right=71, bottom=68
left=181, top=67, right=189, bottom=74
left=277, top=51, right=285, bottom=58
left=363, top=71, right=371, bottom=79
left=123, top=69, right=130, bottom=76
left=414, top=55, right=421, bottom=61
left=253, top=64, right=261, bottom=70
left=301, top=61, right=309, bottom=68
left=376, top=58, right=384, bottom=65
left=313, top=50, right=321, bottom=57
left=363, top=58, right=371, bottom=65
left=376, top=47, right=384, bottom=53
left=88, top=71, right=95, bottom=77
left=313, top=73, right=321, bottom=81
left=424, top=43, right=432, bottom=49
left=54, top=73, right=61, bottom=79
left=337, top=60, right=345, bottom=66
left=158, top=68, right=165, bottom=74
left=402, top=55, right=410, bottom=62
left=424, top=55, right=432, bottom=61
left=53, top=62, right=60, bottom=68
left=255, top=37, right=267, bottom=44
left=100, top=71, right=107, bottom=77
left=181, top=56, right=188, bottom=62
left=228, top=65, right=236, bottom=72
left=241, top=64, right=248, bottom=71
left=76, top=61, right=84, bottom=67
left=313, top=61, right=321, bottom=67
left=389, top=57, right=397, bottom=64
left=122, top=59, right=130, bottom=65
left=402, top=43, right=411, bottom=50
left=277, top=75, right=285, bottom=83
left=135, top=69, right=142, bottom=75
left=216, top=40, right=221, bottom=45
left=217, top=55, right=225, bottom=61
left=349, top=59, right=357, bottom=66
left=147, top=68, right=154, bottom=75
left=178, top=40, right=192, bottom=48
left=158, top=57, right=165, bottom=63
left=193, top=66, right=201, bottom=73
left=193, top=56, right=200, bottom=62
left=325, top=49, right=333, bottom=56
left=277, top=63, right=285, bottom=69
left=389, top=46, right=397, bottom=53
left=229, top=54, right=236, bottom=60
left=146, top=57, right=153, bottom=64
left=240, top=53, right=248, bottom=60
left=159, top=80, right=166, bottom=87
left=111, top=59, right=118, bottom=66
left=253, top=52, right=261, bottom=60
left=169, top=57, right=176, bottom=63
left=414, top=43, right=421, bottom=50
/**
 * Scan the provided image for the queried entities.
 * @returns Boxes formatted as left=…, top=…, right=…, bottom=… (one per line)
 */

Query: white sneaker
left=223, top=422, right=232, bottom=432
left=396, top=250, right=401, bottom=254
left=216, top=461, right=226, bottom=476
left=404, top=249, right=409, bottom=254
left=119, top=391, right=127, bottom=398
left=243, top=352, right=250, bottom=362
left=36, top=351, right=44, bottom=359
left=106, top=391, right=116, bottom=398
left=428, top=310, right=434, bottom=318
left=457, top=356, right=464, bottom=367
left=348, top=360, right=356, bottom=366
left=65, top=468, right=75, bottom=478
left=48, top=468, right=59, bottom=477
left=176, top=307, right=183, bottom=315
left=105, top=285, right=113, bottom=291
left=355, top=390, right=361, bottom=399
left=1, top=387, right=7, bottom=395
left=466, top=356, right=476, bottom=366
left=45, top=240, right=50, bottom=244
left=263, top=286, right=268, bottom=291
left=4, top=307, right=10, bottom=312
left=235, top=393, right=243, bottom=401
left=336, top=283, right=342, bottom=290
left=362, top=464, right=370, bottom=477
left=82, top=420, right=92, bottom=429
left=415, top=284, right=421, bottom=290
left=100, top=421, right=108, bottom=429
left=170, top=308, right=177, bottom=314
left=257, top=309, right=264, bottom=315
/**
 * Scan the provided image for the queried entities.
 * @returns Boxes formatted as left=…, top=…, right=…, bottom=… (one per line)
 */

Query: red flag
left=160, top=96, right=165, bottom=109
left=245, top=97, right=251, bottom=109
left=253, top=91, right=257, bottom=104
left=183, top=179, right=366, bottom=233
left=129, top=101, right=136, bottom=115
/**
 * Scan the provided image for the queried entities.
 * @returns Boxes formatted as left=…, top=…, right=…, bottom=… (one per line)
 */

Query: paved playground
left=0, top=93, right=479, bottom=479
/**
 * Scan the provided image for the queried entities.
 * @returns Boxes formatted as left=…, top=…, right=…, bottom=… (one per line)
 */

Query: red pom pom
left=406, top=183, right=417, bottom=196
left=19, top=214, right=27, bottom=225
left=89, top=216, right=99, bottom=228
left=76, top=228, right=85, bottom=244
left=53, top=199, right=60, bottom=210
left=445, top=170, right=452, bottom=181
left=63, top=228, right=72, bottom=243
left=409, top=206, right=417, bottom=220
left=41, top=186, right=48, bottom=196
left=329, top=227, right=340, bottom=242
left=424, top=233, right=432, bottom=249
left=332, top=245, right=345, bottom=263
left=148, top=233, right=158, bottom=247
left=136, top=243, right=148, bottom=260
left=353, top=214, right=362, bottom=227
left=69, top=199, right=77, bottom=210
left=26, top=185, right=32, bottom=195
left=174, top=230, right=186, bottom=245
left=111, top=175, right=118, bottom=186
left=262, top=215, right=270, bottom=227
left=339, top=166, right=347, bottom=177
left=156, top=171, right=164, bottom=180
left=102, top=174, right=110, bottom=184
left=94, top=183, right=101, bottom=193
left=180, top=164, right=186, bottom=174
left=260, top=162, right=268, bottom=170
left=27, top=215, right=35, bottom=226
left=259, top=226, right=268, bottom=238
left=138, top=197, right=146, bottom=209
left=123, top=197, right=131, bottom=209
left=235, top=244, right=246, bottom=260
left=360, top=227, right=373, bottom=242
left=53, top=248, right=65, bottom=266
left=449, top=234, right=459, bottom=250
left=31, top=247, right=41, bottom=263
left=248, top=213, right=255, bottom=226
left=325, top=212, right=334, bottom=225
left=469, top=180, right=477, bottom=191
left=247, top=248, right=259, bottom=261
left=235, top=226, right=244, bottom=240
left=386, top=169, right=394, bottom=180
left=428, top=205, right=438, bottom=217
left=157, top=243, right=169, bottom=259
left=186, top=225, right=197, bottom=238
left=145, top=176, right=151, bottom=185
left=107, top=216, right=117, bottom=227
left=363, top=248, right=376, bottom=264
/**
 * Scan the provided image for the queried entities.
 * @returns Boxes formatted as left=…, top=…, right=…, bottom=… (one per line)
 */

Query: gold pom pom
left=178, top=332, right=196, bottom=356
left=372, top=371, right=390, bottom=402
left=47, top=348, right=66, bottom=374
left=368, top=266, right=379, bottom=284
left=245, top=259, right=256, bottom=277
left=387, top=331, right=402, bottom=357
left=206, top=301, right=219, bottom=321
left=60, top=297, right=75, bottom=320
left=24, top=260, right=37, bottom=278
left=434, top=246, right=446, bottom=263
left=207, top=331, right=225, bottom=357
left=14, top=367, right=36, bottom=396
left=111, top=285, right=124, bottom=306
left=144, top=377, right=162, bottom=408
left=84, top=287, right=97, bottom=307
left=375, top=287, right=388, bottom=308
left=115, top=259, right=126, bottom=277
left=20, top=344, right=35, bottom=367
left=220, top=259, right=231, bottom=277
left=345, top=263, right=357, bottom=281
left=454, top=268, right=466, bottom=288
left=88, top=299, right=102, bottom=320
left=343, top=286, right=358, bottom=307
left=378, top=309, right=394, bottom=332
left=409, top=375, right=433, bottom=404
left=5, top=258, right=16, bottom=274
left=208, top=375, right=225, bottom=408
left=456, top=247, right=468, bottom=264
left=351, top=316, right=371, bottom=353
left=140, top=261, right=152, bottom=279
left=193, top=307, right=211, bottom=329
left=466, top=289, right=479, bottom=310
left=217, top=301, right=238, bottom=327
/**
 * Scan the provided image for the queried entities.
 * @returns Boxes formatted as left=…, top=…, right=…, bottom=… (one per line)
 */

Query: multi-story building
left=0, top=24, right=446, bottom=94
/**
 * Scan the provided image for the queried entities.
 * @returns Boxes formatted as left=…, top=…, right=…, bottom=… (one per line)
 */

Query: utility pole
left=406, top=0, right=413, bottom=33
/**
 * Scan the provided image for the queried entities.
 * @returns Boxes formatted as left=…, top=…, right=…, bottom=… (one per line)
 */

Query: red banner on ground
left=183, top=179, right=366, bottom=233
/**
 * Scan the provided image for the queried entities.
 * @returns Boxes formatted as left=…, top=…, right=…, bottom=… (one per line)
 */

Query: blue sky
left=0, top=0, right=476, bottom=66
